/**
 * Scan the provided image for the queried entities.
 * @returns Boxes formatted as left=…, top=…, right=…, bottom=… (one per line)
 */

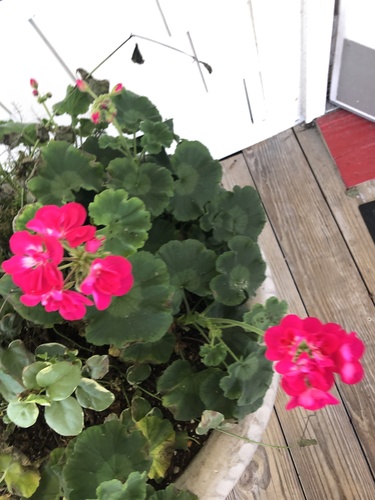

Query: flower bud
left=32, top=89, right=39, bottom=97
left=30, top=78, right=38, bottom=89
left=76, top=79, right=89, bottom=92
left=111, top=83, right=123, bottom=94
left=91, top=111, right=101, bottom=124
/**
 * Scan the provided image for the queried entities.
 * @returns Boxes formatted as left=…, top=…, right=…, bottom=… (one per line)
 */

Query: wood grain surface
left=221, top=128, right=375, bottom=499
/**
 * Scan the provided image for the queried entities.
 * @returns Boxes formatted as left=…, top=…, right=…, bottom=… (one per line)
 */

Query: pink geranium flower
left=21, top=287, right=93, bottom=321
left=80, top=255, right=134, bottom=310
left=2, top=231, right=63, bottom=295
left=333, top=332, right=365, bottom=384
left=26, top=203, right=96, bottom=248
left=285, top=387, right=340, bottom=411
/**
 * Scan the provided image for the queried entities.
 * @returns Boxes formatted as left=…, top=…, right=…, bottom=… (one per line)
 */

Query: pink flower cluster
left=2, top=203, right=134, bottom=321
left=265, top=315, right=364, bottom=411
left=76, top=79, right=123, bottom=124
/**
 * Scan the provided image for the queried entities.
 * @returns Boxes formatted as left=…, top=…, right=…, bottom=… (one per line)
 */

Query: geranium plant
left=0, top=75, right=364, bottom=499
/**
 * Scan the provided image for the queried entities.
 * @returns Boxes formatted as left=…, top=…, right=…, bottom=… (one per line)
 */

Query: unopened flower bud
left=32, top=89, right=39, bottom=97
left=30, top=78, right=38, bottom=89
left=91, top=111, right=101, bottom=124
left=76, top=79, right=89, bottom=92
left=111, top=83, right=123, bottom=94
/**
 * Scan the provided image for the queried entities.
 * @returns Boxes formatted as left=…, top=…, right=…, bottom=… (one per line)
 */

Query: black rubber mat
left=359, top=201, right=375, bottom=244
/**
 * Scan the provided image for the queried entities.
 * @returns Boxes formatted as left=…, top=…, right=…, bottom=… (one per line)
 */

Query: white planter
left=175, top=264, right=279, bottom=500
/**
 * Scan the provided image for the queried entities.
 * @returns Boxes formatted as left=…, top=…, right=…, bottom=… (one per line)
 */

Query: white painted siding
left=0, top=0, right=334, bottom=158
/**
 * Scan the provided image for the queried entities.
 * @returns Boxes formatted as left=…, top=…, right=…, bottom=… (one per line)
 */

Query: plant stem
left=216, top=427, right=289, bottom=449
left=135, top=385, right=162, bottom=402
left=211, top=318, right=265, bottom=338
left=52, top=328, right=93, bottom=354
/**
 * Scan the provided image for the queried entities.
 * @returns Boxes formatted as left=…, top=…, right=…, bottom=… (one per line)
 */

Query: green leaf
left=210, top=236, right=266, bottom=305
left=84, top=354, right=110, bottom=379
left=13, top=203, right=43, bottom=231
left=157, top=240, right=217, bottom=311
left=107, top=159, right=174, bottom=216
left=24, top=394, right=51, bottom=406
left=199, top=343, right=227, bottom=367
left=7, top=400, right=39, bottom=427
left=36, top=361, right=81, bottom=401
left=140, top=120, right=175, bottom=154
left=28, top=456, right=62, bottom=500
left=112, top=89, right=162, bottom=133
left=0, top=275, right=62, bottom=326
left=0, top=313, right=22, bottom=341
left=96, top=476, right=147, bottom=500
left=200, top=185, right=266, bottom=242
left=220, top=347, right=273, bottom=408
left=157, top=360, right=207, bottom=420
left=149, top=484, right=198, bottom=499
left=131, top=396, right=151, bottom=422
left=0, top=371, right=24, bottom=402
left=142, top=218, right=180, bottom=254
left=35, top=342, right=70, bottom=359
left=0, top=121, right=38, bottom=147
left=85, top=252, right=172, bottom=347
left=244, top=297, right=288, bottom=331
left=27, top=141, right=104, bottom=204
left=88, top=189, right=151, bottom=256
left=44, top=397, right=84, bottom=436
left=22, top=361, right=50, bottom=389
left=75, top=378, right=115, bottom=411
left=126, top=364, right=152, bottom=385
left=53, top=85, right=92, bottom=117
left=98, top=134, right=131, bottom=152
left=168, top=141, right=222, bottom=221
left=199, top=369, right=236, bottom=418
left=0, top=339, right=34, bottom=382
left=120, top=332, right=175, bottom=365
left=136, top=416, right=175, bottom=480
left=0, top=454, right=40, bottom=498
left=63, top=420, right=151, bottom=500
left=196, top=410, right=224, bottom=435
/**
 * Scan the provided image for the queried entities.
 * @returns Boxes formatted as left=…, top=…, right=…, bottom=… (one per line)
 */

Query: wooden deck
left=222, top=125, right=375, bottom=500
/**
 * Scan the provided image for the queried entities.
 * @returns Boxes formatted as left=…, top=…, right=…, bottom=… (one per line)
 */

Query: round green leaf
left=53, top=84, right=92, bottom=117
left=196, top=410, right=225, bottom=435
left=84, top=354, right=110, bottom=380
left=107, top=159, right=174, bottom=216
left=88, top=188, right=151, bottom=256
left=27, top=141, right=104, bottom=204
left=0, top=339, right=34, bottom=382
left=168, top=140, right=222, bottom=221
left=75, top=378, right=115, bottom=411
left=0, top=372, right=24, bottom=403
left=210, top=236, right=266, bottom=305
left=140, top=120, right=175, bottom=154
left=200, top=185, right=266, bottom=242
left=0, top=454, right=40, bottom=498
left=157, top=240, right=217, bottom=308
left=119, top=332, right=175, bottom=365
left=36, top=361, right=81, bottom=401
left=44, top=397, right=84, bottom=436
left=63, top=420, right=151, bottom=500
left=22, top=361, right=50, bottom=389
left=126, top=364, right=151, bottom=385
left=7, top=401, right=39, bottom=428
left=35, top=342, right=70, bottom=359
left=156, top=360, right=207, bottom=420
left=199, top=369, right=236, bottom=418
left=199, top=343, right=227, bottom=367
left=112, top=89, right=162, bottom=133
left=85, top=252, right=173, bottom=347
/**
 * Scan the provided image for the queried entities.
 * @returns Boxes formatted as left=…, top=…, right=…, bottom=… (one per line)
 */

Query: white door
left=330, top=0, right=375, bottom=122
left=0, top=0, right=335, bottom=159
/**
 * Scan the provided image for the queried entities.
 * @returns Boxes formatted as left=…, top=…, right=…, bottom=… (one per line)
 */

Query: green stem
left=42, top=102, right=56, bottom=124
left=211, top=318, right=265, bottom=338
left=135, top=385, right=162, bottom=402
left=112, top=118, right=133, bottom=159
left=216, top=427, right=289, bottom=449
left=52, top=328, right=93, bottom=354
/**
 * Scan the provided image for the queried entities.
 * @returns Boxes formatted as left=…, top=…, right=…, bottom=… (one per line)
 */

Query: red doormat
left=317, top=109, right=375, bottom=188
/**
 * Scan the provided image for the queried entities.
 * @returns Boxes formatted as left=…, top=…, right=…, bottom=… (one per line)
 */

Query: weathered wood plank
left=294, top=123, right=375, bottom=297
left=240, top=134, right=375, bottom=498
left=222, top=154, right=305, bottom=500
